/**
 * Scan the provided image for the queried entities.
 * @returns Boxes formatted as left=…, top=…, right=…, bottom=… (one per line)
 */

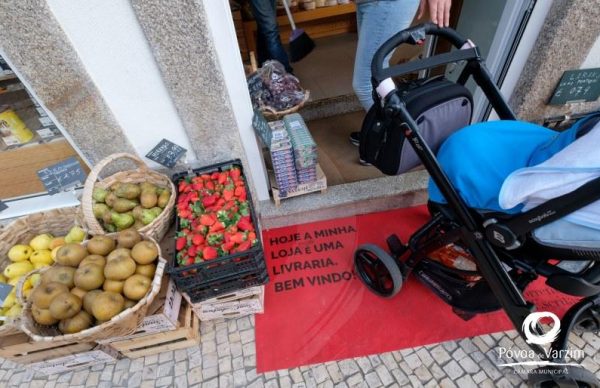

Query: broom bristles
left=289, top=29, right=315, bottom=63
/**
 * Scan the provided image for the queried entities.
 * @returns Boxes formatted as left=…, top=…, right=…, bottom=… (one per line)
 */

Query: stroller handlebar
left=371, top=23, right=473, bottom=84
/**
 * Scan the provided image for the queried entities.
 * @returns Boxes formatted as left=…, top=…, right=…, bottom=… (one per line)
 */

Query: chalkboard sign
left=252, top=110, right=271, bottom=146
left=145, top=139, right=187, bottom=168
left=549, top=68, right=600, bottom=105
left=0, top=283, right=13, bottom=311
left=37, top=157, right=87, bottom=195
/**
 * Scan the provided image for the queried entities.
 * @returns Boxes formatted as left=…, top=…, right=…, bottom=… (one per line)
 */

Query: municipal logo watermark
left=495, top=311, right=584, bottom=373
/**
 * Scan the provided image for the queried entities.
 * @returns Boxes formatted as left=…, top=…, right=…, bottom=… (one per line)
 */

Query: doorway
left=233, top=0, right=540, bottom=189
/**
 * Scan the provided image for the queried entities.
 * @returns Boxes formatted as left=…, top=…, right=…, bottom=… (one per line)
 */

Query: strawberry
left=230, top=232, right=246, bottom=244
left=211, top=172, right=220, bottom=180
left=230, top=167, right=241, bottom=180
left=223, top=189, right=234, bottom=201
left=186, top=257, right=195, bottom=265
left=202, top=194, right=218, bottom=207
left=203, top=246, right=218, bottom=260
left=236, top=240, right=252, bottom=252
left=192, top=234, right=205, bottom=245
left=176, top=237, right=187, bottom=250
left=200, top=214, right=215, bottom=226
left=218, top=172, right=228, bottom=184
left=237, top=216, right=253, bottom=231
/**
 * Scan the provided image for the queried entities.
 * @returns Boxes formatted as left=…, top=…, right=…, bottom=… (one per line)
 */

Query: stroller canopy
left=428, top=113, right=600, bottom=248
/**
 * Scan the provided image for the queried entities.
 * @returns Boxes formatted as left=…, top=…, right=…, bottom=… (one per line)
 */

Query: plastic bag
left=247, top=60, right=306, bottom=112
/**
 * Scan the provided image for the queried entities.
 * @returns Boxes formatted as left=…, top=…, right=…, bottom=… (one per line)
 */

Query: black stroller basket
left=355, top=22, right=600, bottom=387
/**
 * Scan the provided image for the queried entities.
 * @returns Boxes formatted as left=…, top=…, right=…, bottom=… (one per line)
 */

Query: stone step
left=258, top=169, right=429, bottom=229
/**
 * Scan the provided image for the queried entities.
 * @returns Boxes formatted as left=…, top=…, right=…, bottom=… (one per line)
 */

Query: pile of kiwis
left=92, top=182, right=171, bottom=233
left=28, top=229, right=160, bottom=334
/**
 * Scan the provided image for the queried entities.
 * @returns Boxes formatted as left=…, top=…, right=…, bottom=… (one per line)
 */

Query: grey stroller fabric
left=398, top=96, right=471, bottom=174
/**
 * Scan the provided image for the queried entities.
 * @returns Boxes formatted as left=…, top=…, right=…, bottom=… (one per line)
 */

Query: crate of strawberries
left=168, top=160, right=268, bottom=297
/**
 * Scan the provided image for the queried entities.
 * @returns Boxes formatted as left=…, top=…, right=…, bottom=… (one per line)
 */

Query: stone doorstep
left=258, top=169, right=429, bottom=229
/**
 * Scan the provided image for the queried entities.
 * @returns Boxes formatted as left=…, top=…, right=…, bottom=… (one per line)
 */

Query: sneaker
left=349, top=131, right=360, bottom=146
left=358, top=158, right=372, bottom=166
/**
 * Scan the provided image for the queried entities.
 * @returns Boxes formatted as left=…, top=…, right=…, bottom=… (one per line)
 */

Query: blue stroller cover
left=428, top=113, right=600, bottom=248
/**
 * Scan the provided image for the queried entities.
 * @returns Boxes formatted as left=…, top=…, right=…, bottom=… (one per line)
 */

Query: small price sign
left=145, top=139, right=187, bottom=168
left=549, top=68, right=600, bottom=105
left=37, top=157, right=87, bottom=195
left=0, top=283, right=13, bottom=312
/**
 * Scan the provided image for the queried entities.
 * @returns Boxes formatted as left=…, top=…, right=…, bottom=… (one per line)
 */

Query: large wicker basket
left=81, top=153, right=176, bottom=241
left=17, top=234, right=166, bottom=343
left=249, top=51, right=310, bottom=120
left=0, top=207, right=83, bottom=337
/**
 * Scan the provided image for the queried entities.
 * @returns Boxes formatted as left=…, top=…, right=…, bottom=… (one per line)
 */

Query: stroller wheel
left=528, top=365, right=600, bottom=388
left=354, top=244, right=402, bottom=298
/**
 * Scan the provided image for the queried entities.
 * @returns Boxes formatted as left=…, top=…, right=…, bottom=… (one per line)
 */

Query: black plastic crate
left=168, top=159, right=269, bottom=292
left=172, top=252, right=267, bottom=290
left=184, top=269, right=269, bottom=303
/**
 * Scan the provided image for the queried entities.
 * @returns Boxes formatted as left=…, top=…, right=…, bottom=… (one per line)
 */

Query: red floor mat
left=255, top=206, right=579, bottom=372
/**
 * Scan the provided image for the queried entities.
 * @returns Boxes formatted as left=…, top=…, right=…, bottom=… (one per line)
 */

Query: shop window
left=0, top=54, right=89, bottom=200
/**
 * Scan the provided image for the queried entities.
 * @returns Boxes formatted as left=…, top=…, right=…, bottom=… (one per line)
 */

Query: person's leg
left=250, top=0, right=293, bottom=73
left=352, top=0, right=420, bottom=111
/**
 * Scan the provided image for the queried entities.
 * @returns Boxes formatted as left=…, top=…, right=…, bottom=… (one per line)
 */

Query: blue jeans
left=250, top=0, right=293, bottom=73
left=353, top=0, right=420, bottom=111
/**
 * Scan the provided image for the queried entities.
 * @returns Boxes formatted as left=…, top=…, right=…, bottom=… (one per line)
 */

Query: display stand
left=270, top=163, right=327, bottom=206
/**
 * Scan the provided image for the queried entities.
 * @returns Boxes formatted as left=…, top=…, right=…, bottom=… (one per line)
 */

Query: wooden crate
left=0, top=332, right=117, bottom=374
left=108, top=303, right=199, bottom=359
left=97, top=277, right=182, bottom=345
left=185, top=286, right=265, bottom=321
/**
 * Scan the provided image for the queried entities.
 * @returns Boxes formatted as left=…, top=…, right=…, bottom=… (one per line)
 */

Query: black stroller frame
left=354, top=22, right=600, bottom=387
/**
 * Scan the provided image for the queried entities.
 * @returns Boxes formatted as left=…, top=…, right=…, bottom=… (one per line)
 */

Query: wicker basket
left=81, top=153, right=176, bottom=241
left=0, top=207, right=83, bottom=337
left=17, top=234, right=166, bottom=343
left=249, top=51, right=310, bottom=120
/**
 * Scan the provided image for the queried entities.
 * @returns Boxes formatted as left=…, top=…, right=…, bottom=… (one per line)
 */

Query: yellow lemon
left=33, top=263, right=50, bottom=270
left=5, top=304, right=22, bottom=318
left=30, top=250, right=53, bottom=266
left=51, top=246, right=62, bottom=262
left=30, top=274, right=41, bottom=287
left=4, top=261, right=34, bottom=279
left=7, top=245, right=33, bottom=262
left=29, top=234, right=54, bottom=251
left=2, top=291, right=16, bottom=309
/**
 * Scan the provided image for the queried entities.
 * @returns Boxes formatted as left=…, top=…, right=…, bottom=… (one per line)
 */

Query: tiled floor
left=307, top=111, right=384, bottom=186
left=1, top=315, right=599, bottom=388
left=294, top=34, right=358, bottom=102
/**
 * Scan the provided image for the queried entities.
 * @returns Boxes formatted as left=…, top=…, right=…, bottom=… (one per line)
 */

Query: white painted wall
left=488, top=0, right=554, bottom=121
left=46, top=0, right=196, bottom=167
left=581, top=34, right=600, bottom=68
left=202, top=0, right=270, bottom=201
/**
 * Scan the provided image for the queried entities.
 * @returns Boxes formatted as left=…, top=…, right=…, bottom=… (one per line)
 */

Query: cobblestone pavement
left=1, top=315, right=599, bottom=388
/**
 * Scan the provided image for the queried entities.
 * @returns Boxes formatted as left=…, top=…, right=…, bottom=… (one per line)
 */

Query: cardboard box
left=26, top=346, right=118, bottom=375
left=108, top=303, right=199, bottom=359
left=189, top=286, right=265, bottom=320
left=97, top=278, right=182, bottom=344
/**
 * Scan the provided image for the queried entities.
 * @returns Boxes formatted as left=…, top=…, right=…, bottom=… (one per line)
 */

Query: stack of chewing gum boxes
left=253, top=111, right=318, bottom=197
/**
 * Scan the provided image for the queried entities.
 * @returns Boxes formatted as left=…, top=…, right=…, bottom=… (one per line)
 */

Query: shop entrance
left=234, top=0, right=538, bottom=191
left=0, top=54, right=90, bottom=202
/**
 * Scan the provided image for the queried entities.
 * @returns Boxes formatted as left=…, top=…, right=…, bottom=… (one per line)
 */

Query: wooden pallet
left=108, top=303, right=199, bottom=359
left=270, top=163, right=327, bottom=206
left=0, top=332, right=117, bottom=374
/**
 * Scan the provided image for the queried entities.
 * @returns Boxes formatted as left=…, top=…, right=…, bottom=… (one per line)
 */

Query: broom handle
left=282, top=0, right=297, bottom=31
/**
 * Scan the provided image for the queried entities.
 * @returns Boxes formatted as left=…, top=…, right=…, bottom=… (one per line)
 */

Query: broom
left=282, top=0, right=315, bottom=62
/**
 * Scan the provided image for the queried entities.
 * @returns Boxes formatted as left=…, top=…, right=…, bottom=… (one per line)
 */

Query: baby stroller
left=354, top=23, right=600, bottom=387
